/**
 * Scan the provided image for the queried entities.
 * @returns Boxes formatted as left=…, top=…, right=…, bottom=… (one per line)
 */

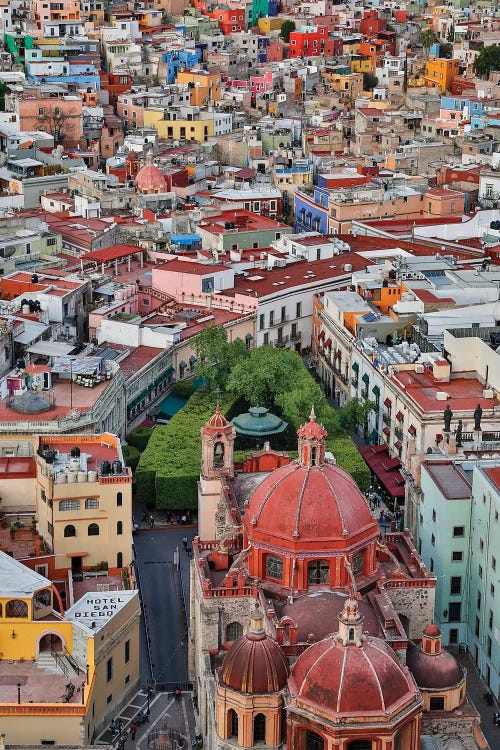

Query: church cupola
left=297, top=406, right=327, bottom=467
left=200, top=403, right=236, bottom=480
left=337, top=594, right=364, bottom=647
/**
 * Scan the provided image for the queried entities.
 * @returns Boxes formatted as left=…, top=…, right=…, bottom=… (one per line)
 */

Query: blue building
left=162, top=49, right=202, bottom=85
left=294, top=186, right=329, bottom=234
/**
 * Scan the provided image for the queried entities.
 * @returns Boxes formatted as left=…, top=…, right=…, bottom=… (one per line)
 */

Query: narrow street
left=133, top=527, right=197, bottom=687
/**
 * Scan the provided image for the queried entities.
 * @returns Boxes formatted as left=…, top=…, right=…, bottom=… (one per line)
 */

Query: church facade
left=189, top=407, right=488, bottom=750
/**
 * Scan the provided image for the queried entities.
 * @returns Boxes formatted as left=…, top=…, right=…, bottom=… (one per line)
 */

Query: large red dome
left=221, top=617, right=289, bottom=694
left=290, top=633, right=417, bottom=716
left=245, top=460, right=377, bottom=549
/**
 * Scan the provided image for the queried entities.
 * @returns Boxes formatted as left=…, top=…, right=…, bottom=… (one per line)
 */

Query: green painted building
left=4, top=32, right=33, bottom=65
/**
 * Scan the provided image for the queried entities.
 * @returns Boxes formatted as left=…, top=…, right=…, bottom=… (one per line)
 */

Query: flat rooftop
left=65, top=590, right=137, bottom=633
left=423, top=461, right=472, bottom=500
left=0, top=660, right=84, bottom=705
left=391, top=368, right=500, bottom=414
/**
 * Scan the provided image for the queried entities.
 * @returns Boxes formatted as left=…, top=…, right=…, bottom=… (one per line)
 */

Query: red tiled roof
left=160, top=259, right=230, bottom=275
left=423, top=461, right=472, bottom=500
left=81, top=244, right=143, bottom=264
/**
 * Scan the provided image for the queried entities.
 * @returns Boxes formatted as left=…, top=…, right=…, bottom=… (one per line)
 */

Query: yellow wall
left=0, top=604, right=73, bottom=660
left=144, top=108, right=214, bottom=141
left=0, top=714, right=84, bottom=746
left=351, top=56, right=373, bottom=73
left=424, top=58, right=460, bottom=92
left=258, top=17, right=282, bottom=32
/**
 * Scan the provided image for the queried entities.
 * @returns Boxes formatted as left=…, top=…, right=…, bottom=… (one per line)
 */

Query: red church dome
left=406, top=625, right=464, bottom=690
left=134, top=151, right=166, bottom=193
left=221, top=614, right=289, bottom=694
left=289, top=598, right=418, bottom=717
left=205, top=403, right=231, bottom=433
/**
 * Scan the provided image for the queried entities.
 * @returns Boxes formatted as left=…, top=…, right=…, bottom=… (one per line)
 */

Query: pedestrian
left=141, top=511, right=146, bottom=525
left=175, top=688, right=181, bottom=702
left=118, top=720, right=123, bottom=734
left=150, top=513, right=155, bottom=527
left=110, top=719, right=117, bottom=736
left=130, top=723, right=137, bottom=740
left=182, top=514, right=187, bottom=525
left=182, top=535, right=188, bottom=548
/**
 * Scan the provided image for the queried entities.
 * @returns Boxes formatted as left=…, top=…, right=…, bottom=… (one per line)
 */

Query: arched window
left=253, top=714, right=266, bottom=744
left=225, top=622, right=243, bottom=642
left=306, top=730, right=324, bottom=750
left=64, top=524, right=76, bottom=538
left=214, top=441, right=224, bottom=467
left=307, top=560, right=329, bottom=585
left=347, top=742, right=372, bottom=750
left=349, top=628, right=354, bottom=641
left=228, top=709, right=238, bottom=739
left=311, top=447, right=317, bottom=465
left=265, top=554, right=283, bottom=581
left=117, top=492, right=122, bottom=507
left=117, top=552, right=123, bottom=568
left=117, top=521, right=123, bottom=535
left=6, top=599, right=28, bottom=618
left=88, top=523, right=99, bottom=536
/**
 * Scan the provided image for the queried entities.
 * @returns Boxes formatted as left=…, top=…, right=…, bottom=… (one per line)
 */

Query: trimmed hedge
left=122, top=444, right=141, bottom=474
left=172, top=381, right=196, bottom=399
left=128, top=427, right=153, bottom=452
left=136, top=389, right=239, bottom=510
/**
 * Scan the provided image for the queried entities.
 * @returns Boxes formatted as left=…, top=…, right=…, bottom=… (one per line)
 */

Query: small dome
left=134, top=151, right=166, bottom=193
left=203, top=403, right=234, bottom=434
left=221, top=614, right=289, bottom=694
left=406, top=641, right=464, bottom=690
left=423, top=623, right=441, bottom=637
left=9, top=391, right=52, bottom=414
left=297, top=406, right=327, bottom=441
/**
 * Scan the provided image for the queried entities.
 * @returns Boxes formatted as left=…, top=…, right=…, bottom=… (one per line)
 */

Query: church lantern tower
left=198, top=404, right=236, bottom=541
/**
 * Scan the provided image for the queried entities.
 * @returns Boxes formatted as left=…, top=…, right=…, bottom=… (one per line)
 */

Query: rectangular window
left=431, top=533, right=435, bottom=546
left=296, top=301, right=302, bottom=319
left=475, top=615, right=480, bottom=637
left=477, top=591, right=481, bottom=610
left=453, top=526, right=465, bottom=537
left=429, top=697, right=445, bottom=711
left=480, top=538, right=484, bottom=552
left=450, top=577, right=461, bottom=595
left=281, top=306, right=286, bottom=322
left=430, top=558, right=434, bottom=572
left=59, top=499, right=81, bottom=511
left=449, top=628, right=458, bottom=645
left=489, top=609, right=493, bottom=629
left=263, top=332, right=269, bottom=345
left=259, top=313, right=264, bottom=331
left=125, top=639, right=130, bottom=663
left=487, top=636, right=492, bottom=658
left=479, top=564, right=483, bottom=578
left=85, top=498, right=99, bottom=509
left=490, top=583, right=495, bottom=597
left=269, top=311, right=274, bottom=326
left=106, top=657, right=113, bottom=682
left=452, top=551, right=463, bottom=562
left=48, top=522, right=53, bottom=536
left=492, top=556, right=496, bottom=571
left=432, top=509, right=436, bottom=522
left=448, top=602, right=461, bottom=622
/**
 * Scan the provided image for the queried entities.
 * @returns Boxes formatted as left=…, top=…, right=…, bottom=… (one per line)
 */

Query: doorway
left=39, top=633, right=64, bottom=654
left=71, top=556, right=83, bottom=580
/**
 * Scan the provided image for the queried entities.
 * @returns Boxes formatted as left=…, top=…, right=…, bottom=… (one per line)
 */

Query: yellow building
left=144, top=107, right=214, bottom=141
left=424, top=58, right=460, bottom=93
left=0, top=551, right=140, bottom=745
left=321, top=70, right=363, bottom=101
left=176, top=70, right=221, bottom=105
left=257, top=17, right=282, bottom=32
left=350, top=55, right=373, bottom=74
left=34, top=433, right=133, bottom=578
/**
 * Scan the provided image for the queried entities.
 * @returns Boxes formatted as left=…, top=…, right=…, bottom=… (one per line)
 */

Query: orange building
left=17, top=94, right=83, bottom=148
left=176, top=69, right=221, bottom=105
left=424, top=186, right=466, bottom=215
left=424, top=58, right=460, bottom=93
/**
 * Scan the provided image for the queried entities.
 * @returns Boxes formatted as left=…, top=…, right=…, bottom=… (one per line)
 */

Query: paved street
left=133, top=526, right=197, bottom=687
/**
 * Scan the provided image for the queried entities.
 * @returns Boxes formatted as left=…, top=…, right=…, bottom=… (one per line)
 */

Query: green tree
left=363, top=72, right=378, bottom=91
left=473, top=45, right=500, bottom=79
left=194, top=324, right=247, bottom=392
left=447, top=23, right=455, bottom=44
left=335, top=398, right=375, bottom=434
left=0, top=82, right=8, bottom=112
left=227, top=346, right=302, bottom=406
left=421, top=28, right=436, bottom=57
left=280, top=20, right=296, bottom=43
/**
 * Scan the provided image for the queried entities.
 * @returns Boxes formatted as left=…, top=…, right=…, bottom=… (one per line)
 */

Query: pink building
left=17, top=95, right=83, bottom=149
left=424, top=187, right=466, bottom=215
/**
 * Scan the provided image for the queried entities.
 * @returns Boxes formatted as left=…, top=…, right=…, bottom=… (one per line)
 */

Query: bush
left=172, top=381, right=196, bottom=399
left=136, top=389, right=239, bottom=510
left=128, top=427, right=153, bottom=452
left=122, top=445, right=141, bottom=474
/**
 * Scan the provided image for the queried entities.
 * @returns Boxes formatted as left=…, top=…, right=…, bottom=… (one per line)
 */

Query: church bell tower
left=198, top=404, right=236, bottom=540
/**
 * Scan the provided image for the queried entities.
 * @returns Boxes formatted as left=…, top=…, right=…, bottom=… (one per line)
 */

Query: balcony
left=351, top=377, right=359, bottom=388
left=269, top=316, right=289, bottom=327
left=383, top=413, right=391, bottom=426
left=394, top=426, right=404, bottom=441
left=273, top=335, right=289, bottom=348
left=290, top=331, right=302, bottom=342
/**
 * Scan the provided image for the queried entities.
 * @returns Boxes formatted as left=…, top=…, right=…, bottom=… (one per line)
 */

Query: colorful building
left=288, top=25, right=328, bottom=58
left=424, top=58, right=460, bottom=93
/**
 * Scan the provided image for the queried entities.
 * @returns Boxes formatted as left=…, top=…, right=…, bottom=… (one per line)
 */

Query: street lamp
left=17, top=682, right=21, bottom=705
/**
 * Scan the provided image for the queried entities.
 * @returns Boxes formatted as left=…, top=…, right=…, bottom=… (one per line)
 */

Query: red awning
left=324, top=338, right=332, bottom=347
left=66, top=552, right=89, bottom=558
left=335, top=349, right=341, bottom=359
left=384, top=398, right=391, bottom=407
left=318, top=330, right=325, bottom=340
left=408, top=424, right=416, bottom=436
left=383, top=427, right=390, bottom=435
left=394, top=440, right=402, bottom=450
left=358, top=444, right=405, bottom=498
left=396, top=411, right=404, bottom=421
left=382, top=457, right=401, bottom=471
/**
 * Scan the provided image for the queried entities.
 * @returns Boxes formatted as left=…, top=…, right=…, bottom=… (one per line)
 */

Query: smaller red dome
left=297, top=406, right=327, bottom=441
left=221, top=615, right=289, bottom=694
left=203, top=404, right=234, bottom=435
left=423, top=623, right=441, bottom=637
left=406, top=641, right=464, bottom=690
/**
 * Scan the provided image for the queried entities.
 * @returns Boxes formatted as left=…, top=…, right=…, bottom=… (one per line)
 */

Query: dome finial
left=145, top=149, right=154, bottom=166
left=309, top=405, right=316, bottom=422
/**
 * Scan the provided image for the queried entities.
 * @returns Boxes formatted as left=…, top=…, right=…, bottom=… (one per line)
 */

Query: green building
left=4, top=32, right=33, bottom=65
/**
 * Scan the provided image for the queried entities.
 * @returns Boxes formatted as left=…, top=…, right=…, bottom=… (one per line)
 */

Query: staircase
left=37, top=651, right=81, bottom=678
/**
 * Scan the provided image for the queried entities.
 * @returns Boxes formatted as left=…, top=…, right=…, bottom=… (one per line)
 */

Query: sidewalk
left=455, top=650, right=499, bottom=748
